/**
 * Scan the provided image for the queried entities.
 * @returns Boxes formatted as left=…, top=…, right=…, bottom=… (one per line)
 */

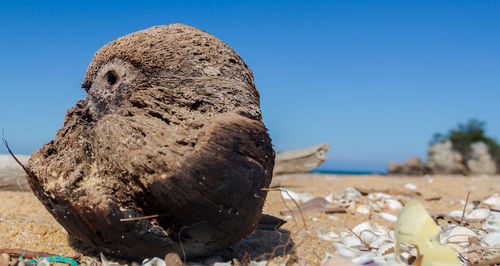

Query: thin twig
left=2, top=134, right=36, bottom=181
left=177, top=221, right=205, bottom=263
left=460, top=191, right=471, bottom=225
left=348, top=229, right=370, bottom=250
left=0, top=249, right=80, bottom=260
left=120, top=214, right=168, bottom=221
left=262, top=188, right=308, bottom=232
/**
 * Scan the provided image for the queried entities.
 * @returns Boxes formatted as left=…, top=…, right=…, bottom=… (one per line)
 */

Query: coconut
left=25, top=24, right=274, bottom=259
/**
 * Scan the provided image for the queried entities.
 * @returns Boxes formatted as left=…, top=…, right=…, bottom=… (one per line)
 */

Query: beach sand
left=1, top=174, right=499, bottom=264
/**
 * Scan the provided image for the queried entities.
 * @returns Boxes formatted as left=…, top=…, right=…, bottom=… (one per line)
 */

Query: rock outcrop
left=427, top=140, right=467, bottom=174
left=467, top=142, right=497, bottom=175
left=388, top=140, right=498, bottom=175
left=387, top=157, right=431, bottom=176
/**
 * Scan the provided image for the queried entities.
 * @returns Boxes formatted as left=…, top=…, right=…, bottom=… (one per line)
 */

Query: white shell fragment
left=379, top=212, right=398, bottom=222
left=318, top=228, right=339, bottom=241
left=325, top=193, right=334, bottom=203
left=444, top=226, right=477, bottom=243
left=333, top=243, right=370, bottom=259
left=342, top=236, right=363, bottom=247
left=352, top=221, right=373, bottom=235
left=383, top=199, right=403, bottom=211
left=404, top=183, right=417, bottom=190
left=142, top=257, right=166, bottom=266
left=483, top=212, right=500, bottom=233
left=368, top=192, right=391, bottom=201
left=483, top=231, right=500, bottom=247
left=335, top=187, right=361, bottom=204
left=280, top=189, right=313, bottom=202
left=465, top=208, right=490, bottom=222
left=356, top=204, right=371, bottom=214
left=483, top=194, right=500, bottom=207
left=376, top=242, right=395, bottom=256
left=448, top=210, right=465, bottom=218
left=359, top=230, right=378, bottom=245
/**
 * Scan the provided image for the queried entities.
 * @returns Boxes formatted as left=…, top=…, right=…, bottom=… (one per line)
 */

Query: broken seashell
left=100, top=253, right=120, bottom=266
left=444, top=226, right=477, bottom=243
left=352, top=221, right=373, bottom=235
left=395, top=200, right=461, bottom=266
left=369, top=235, right=393, bottom=249
left=368, top=192, right=391, bottom=201
left=335, top=187, right=361, bottom=204
left=142, top=257, right=167, bottom=266
left=281, top=189, right=314, bottom=202
left=483, top=193, right=500, bottom=207
left=376, top=243, right=395, bottom=257
left=379, top=212, right=397, bottom=222
left=342, top=236, right=363, bottom=247
left=37, top=259, right=52, bottom=266
left=356, top=204, right=371, bottom=215
left=482, top=231, right=500, bottom=247
left=448, top=210, right=465, bottom=218
left=333, top=243, right=366, bottom=258
left=483, top=212, right=500, bottom=233
left=359, top=230, right=378, bottom=245
left=318, top=228, right=339, bottom=241
left=328, top=215, right=339, bottom=220
left=325, top=193, right=334, bottom=203
left=404, top=183, right=417, bottom=190
left=465, top=208, right=490, bottom=222
left=384, top=199, right=403, bottom=211
left=447, top=243, right=466, bottom=255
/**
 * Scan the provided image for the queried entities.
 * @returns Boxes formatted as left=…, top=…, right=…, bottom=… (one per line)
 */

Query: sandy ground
left=1, top=174, right=499, bottom=265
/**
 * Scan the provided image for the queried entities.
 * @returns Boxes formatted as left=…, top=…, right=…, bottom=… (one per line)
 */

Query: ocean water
left=312, top=169, right=386, bottom=175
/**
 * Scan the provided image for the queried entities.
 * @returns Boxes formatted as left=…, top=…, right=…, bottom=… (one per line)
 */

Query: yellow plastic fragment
left=395, top=200, right=461, bottom=266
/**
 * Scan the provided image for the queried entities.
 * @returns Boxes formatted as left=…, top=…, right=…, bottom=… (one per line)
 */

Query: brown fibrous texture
left=26, top=24, right=274, bottom=259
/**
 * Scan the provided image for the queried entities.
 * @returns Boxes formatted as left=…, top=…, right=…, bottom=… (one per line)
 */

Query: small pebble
left=164, top=253, right=183, bottom=266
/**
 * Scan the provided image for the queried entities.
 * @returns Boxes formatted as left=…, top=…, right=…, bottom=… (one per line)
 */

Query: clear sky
left=0, top=1, right=499, bottom=172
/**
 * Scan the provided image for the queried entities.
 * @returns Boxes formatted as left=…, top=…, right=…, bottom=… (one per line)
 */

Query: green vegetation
left=431, top=119, right=500, bottom=169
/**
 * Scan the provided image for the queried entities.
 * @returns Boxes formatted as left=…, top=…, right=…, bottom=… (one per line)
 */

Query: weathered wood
left=26, top=24, right=275, bottom=260
left=0, top=154, right=30, bottom=191
left=273, top=143, right=329, bottom=175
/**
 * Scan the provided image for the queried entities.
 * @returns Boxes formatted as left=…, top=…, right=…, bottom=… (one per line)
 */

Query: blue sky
left=0, top=1, right=499, bottom=172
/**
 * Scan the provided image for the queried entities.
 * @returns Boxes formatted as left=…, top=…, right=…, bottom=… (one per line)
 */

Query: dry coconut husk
left=24, top=24, right=274, bottom=259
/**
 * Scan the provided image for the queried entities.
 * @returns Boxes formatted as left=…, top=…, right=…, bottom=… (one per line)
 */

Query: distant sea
left=312, top=169, right=386, bottom=175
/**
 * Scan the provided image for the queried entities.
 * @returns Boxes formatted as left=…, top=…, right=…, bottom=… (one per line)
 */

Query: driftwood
left=0, top=154, right=30, bottom=191
left=273, top=143, right=329, bottom=175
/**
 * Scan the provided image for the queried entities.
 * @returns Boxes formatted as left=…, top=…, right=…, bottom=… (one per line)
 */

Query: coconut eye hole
left=104, top=71, right=119, bottom=86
